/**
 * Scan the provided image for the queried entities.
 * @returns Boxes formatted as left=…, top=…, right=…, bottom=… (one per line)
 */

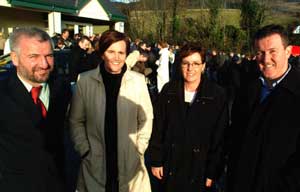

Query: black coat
left=69, top=45, right=88, bottom=82
left=0, top=71, right=71, bottom=192
left=226, top=67, right=300, bottom=192
left=69, top=45, right=99, bottom=82
left=149, top=78, right=228, bottom=192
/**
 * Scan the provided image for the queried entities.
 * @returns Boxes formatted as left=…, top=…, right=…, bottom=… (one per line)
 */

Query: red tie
left=31, top=86, right=47, bottom=118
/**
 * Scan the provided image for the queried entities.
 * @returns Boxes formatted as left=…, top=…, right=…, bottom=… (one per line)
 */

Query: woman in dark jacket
left=149, top=43, right=228, bottom=192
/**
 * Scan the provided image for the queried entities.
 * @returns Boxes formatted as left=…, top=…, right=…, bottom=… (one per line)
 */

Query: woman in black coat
left=149, top=43, right=228, bottom=192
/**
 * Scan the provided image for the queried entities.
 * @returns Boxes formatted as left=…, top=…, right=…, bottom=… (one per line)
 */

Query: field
left=128, top=1, right=300, bottom=35
left=128, top=8, right=241, bottom=40
left=264, top=2, right=300, bottom=25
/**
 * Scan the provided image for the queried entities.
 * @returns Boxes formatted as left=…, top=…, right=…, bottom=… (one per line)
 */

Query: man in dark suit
left=226, top=24, right=300, bottom=192
left=0, top=27, right=70, bottom=192
left=68, top=35, right=98, bottom=84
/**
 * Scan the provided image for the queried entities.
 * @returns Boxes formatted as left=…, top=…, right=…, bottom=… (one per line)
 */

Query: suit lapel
left=47, top=79, right=56, bottom=115
left=244, top=80, right=263, bottom=134
left=44, top=75, right=64, bottom=118
left=7, top=72, right=42, bottom=126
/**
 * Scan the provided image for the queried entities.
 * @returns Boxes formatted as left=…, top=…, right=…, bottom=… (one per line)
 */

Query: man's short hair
left=10, top=27, right=53, bottom=54
left=62, top=28, right=69, bottom=34
left=79, top=35, right=90, bottom=43
left=139, top=49, right=149, bottom=58
left=253, top=24, right=289, bottom=48
left=138, top=42, right=146, bottom=48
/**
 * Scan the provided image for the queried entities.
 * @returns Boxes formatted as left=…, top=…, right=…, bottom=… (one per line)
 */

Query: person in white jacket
left=69, top=30, right=153, bottom=192
left=156, top=41, right=170, bottom=92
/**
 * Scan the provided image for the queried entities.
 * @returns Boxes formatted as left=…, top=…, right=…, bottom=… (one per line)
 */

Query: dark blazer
left=227, top=67, right=300, bottom=192
left=0, top=71, right=71, bottom=192
left=149, top=77, right=228, bottom=192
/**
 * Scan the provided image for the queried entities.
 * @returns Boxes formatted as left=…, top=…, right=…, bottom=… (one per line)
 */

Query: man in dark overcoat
left=226, top=24, right=300, bottom=192
left=0, top=27, right=70, bottom=192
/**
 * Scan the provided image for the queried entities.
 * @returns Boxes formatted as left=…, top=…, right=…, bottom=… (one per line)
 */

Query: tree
left=223, top=25, right=246, bottom=52
left=240, top=0, right=266, bottom=51
left=207, top=0, right=224, bottom=49
left=171, top=0, right=180, bottom=43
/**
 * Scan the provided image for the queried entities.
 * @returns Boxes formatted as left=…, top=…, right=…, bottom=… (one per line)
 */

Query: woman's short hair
left=178, top=43, right=206, bottom=64
left=97, top=30, right=130, bottom=57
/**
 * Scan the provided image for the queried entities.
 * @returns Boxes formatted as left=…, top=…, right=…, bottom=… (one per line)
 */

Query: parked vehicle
left=0, top=50, right=72, bottom=80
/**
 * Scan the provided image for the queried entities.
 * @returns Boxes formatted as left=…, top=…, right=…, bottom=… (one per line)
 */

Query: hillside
left=114, top=0, right=300, bottom=27
left=264, top=2, right=300, bottom=25
left=114, top=0, right=300, bottom=47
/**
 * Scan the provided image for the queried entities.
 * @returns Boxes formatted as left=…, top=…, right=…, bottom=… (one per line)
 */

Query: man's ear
left=202, top=63, right=206, bottom=73
left=286, top=45, right=292, bottom=58
left=10, top=52, right=19, bottom=67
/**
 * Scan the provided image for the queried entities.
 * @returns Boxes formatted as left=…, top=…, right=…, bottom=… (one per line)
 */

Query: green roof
left=8, top=0, right=127, bottom=21
left=98, top=0, right=127, bottom=21
left=8, top=0, right=88, bottom=14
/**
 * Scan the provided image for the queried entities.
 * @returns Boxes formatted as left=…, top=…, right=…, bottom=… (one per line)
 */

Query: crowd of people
left=0, top=24, right=299, bottom=192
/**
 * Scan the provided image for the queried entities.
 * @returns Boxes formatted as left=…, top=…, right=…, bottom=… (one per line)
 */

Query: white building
left=0, top=0, right=127, bottom=38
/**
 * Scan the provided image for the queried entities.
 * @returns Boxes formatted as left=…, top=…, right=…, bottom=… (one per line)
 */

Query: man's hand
left=151, top=166, right=163, bottom=180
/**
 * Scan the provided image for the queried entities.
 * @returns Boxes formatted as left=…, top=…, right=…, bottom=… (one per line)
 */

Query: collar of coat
left=281, top=66, right=300, bottom=96
left=88, top=62, right=135, bottom=84
left=164, top=75, right=220, bottom=102
left=2, top=70, right=70, bottom=125
left=259, top=66, right=300, bottom=97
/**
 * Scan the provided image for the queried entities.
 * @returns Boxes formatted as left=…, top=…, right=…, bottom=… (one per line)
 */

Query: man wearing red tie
left=0, top=27, right=71, bottom=192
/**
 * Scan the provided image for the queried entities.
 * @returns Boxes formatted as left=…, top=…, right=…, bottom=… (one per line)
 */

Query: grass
left=128, top=1, right=300, bottom=36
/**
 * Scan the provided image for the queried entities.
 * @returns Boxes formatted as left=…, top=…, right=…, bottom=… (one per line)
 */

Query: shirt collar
left=259, top=64, right=291, bottom=89
left=17, top=73, right=46, bottom=92
left=17, top=73, right=50, bottom=109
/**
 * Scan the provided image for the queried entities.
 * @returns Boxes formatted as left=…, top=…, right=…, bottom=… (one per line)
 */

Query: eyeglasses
left=181, top=62, right=203, bottom=68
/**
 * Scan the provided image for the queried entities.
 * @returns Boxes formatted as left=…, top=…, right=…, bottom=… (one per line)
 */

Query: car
left=0, top=49, right=72, bottom=80
left=0, top=54, right=14, bottom=80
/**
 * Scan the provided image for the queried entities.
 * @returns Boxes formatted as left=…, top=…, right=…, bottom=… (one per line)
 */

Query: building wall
left=0, top=0, right=124, bottom=39
left=0, top=6, right=46, bottom=38
left=78, top=0, right=110, bottom=21
left=0, top=0, right=11, bottom=7
left=93, top=25, right=110, bottom=34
